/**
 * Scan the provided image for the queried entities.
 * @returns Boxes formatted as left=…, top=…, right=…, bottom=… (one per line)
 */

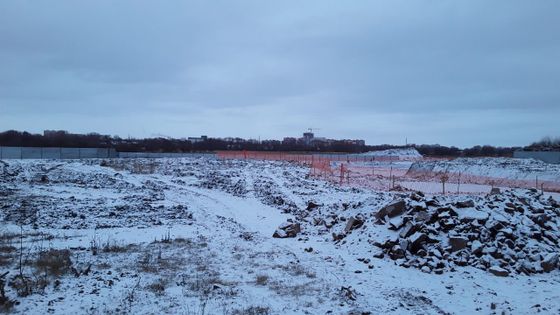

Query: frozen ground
left=409, top=157, right=560, bottom=183
left=359, top=148, right=422, bottom=160
left=0, top=157, right=559, bottom=314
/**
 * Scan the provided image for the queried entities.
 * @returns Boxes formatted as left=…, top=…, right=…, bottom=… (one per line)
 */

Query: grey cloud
left=0, top=0, right=559, bottom=147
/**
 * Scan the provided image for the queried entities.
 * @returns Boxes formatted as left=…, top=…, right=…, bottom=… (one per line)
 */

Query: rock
left=440, top=218, right=457, bottom=230
left=414, top=211, right=431, bottom=222
left=344, top=216, right=364, bottom=234
left=399, top=239, right=409, bottom=252
left=306, top=201, right=320, bottom=211
left=541, top=253, right=558, bottom=272
left=544, top=221, right=558, bottom=232
left=33, top=173, right=49, bottom=183
left=426, top=199, right=439, bottom=207
left=500, top=227, right=514, bottom=238
left=389, top=217, right=405, bottom=230
left=389, top=245, right=405, bottom=260
left=273, top=222, right=301, bottom=238
left=543, top=231, right=558, bottom=244
left=409, top=232, right=428, bottom=254
left=455, top=200, right=475, bottom=208
left=273, top=229, right=287, bottom=238
left=471, top=240, right=483, bottom=255
left=490, top=188, right=501, bottom=195
left=504, top=206, right=516, bottom=214
left=285, top=223, right=301, bottom=236
left=459, top=209, right=489, bottom=222
left=340, top=286, right=357, bottom=301
left=399, top=222, right=419, bottom=238
left=332, top=233, right=345, bottom=241
left=437, top=206, right=458, bottom=217
left=505, top=202, right=516, bottom=209
left=503, top=239, right=515, bottom=249
left=373, top=250, right=385, bottom=259
left=430, top=248, right=443, bottom=259
left=488, top=266, right=509, bottom=277
left=410, top=193, right=423, bottom=202
left=376, top=200, right=406, bottom=219
left=312, top=217, right=325, bottom=226
left=449, top=236, right=469, bottom=252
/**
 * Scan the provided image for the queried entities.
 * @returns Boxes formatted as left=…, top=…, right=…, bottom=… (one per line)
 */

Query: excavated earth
left=0, top=157, right=559, bottom=314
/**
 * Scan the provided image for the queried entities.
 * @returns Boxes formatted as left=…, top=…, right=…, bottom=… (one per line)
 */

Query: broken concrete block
left=376, top=200, right=406, bottom=219
left=488, top=266, right=509, bottom=277
left=448, top=236, right=469, bottom=252
left=273, top=222, right=301, bottom=238
left=541, top=253, right=558, bottom=272
left=409, top=232, right=428, bottom=254
left=344, top=216, right=364, bottom=234
left=490, top=188, right=501, bottom=195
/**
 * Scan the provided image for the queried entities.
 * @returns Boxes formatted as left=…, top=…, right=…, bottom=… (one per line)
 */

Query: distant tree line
left=0, top=130, right=369, bottom=153
left=0, top=130, right=524, bottom=157
left=527, top=136, right=560, bottom=151
left=415, top=144, right=518, bottom=157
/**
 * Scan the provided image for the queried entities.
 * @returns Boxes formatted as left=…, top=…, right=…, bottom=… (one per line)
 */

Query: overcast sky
left=1, top=1, right=558, bottom=147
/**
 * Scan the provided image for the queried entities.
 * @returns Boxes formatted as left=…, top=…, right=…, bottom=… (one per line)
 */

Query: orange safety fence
left=216, top=151, right=423, bottom=163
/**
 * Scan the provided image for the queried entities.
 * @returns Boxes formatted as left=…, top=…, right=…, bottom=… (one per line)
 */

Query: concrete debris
left=273, top=222, right=301, bottom=238
left=541, top=253, right=558, bottom=272
left=490, top=187, right=501, bottom=195
left=344, top=216, right=364, bottom=234
left=372, top=189, right=560, bottom=276
left=488, top=266, right=509, bottom=277
left=448, top=236, right=468, bottom=252
left=375, top=200, right=406, bottom=220
left=455, top=200, right=475, bottom=208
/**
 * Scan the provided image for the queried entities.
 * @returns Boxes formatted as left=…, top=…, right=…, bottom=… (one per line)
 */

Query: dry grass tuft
left=255, top=274, right=269, bottom=286
left=35, top=249, right=73, bottom=277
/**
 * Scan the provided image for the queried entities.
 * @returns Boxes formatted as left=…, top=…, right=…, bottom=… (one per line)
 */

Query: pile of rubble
left=373, top=189, right=560, bottom=276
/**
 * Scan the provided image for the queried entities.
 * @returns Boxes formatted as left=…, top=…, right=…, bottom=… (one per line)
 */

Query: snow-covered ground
left=359, top=148, right=423, bottom=160
left=409, top=157, right=560, bottom=182
left=1, top=157, right=559, bottom=314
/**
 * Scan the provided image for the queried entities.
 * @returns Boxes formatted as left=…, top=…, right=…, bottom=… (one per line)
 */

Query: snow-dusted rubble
left=366, top=190, right=560, bottom=276
left=360, top=148, right=423, bottom=159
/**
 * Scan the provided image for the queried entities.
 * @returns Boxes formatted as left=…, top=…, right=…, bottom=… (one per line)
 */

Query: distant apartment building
left=302, top=132, right=315, bottom=145
left=282, top=137, right=297, bottom=145
left=292, top=131, right=365, bottom=147
left=341, top=139, right=366, bottom=146
left=188, top=135, right=208, bottom=143
left=44, top=130, right=69, bottom=137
